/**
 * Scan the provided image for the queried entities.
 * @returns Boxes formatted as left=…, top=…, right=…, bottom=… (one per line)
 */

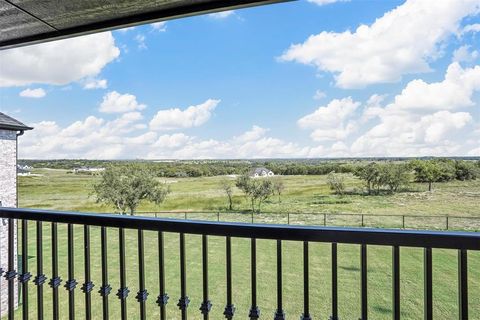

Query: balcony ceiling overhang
left=0, top=0, right=289, bottom=50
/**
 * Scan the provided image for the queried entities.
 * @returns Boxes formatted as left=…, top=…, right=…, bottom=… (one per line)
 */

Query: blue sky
left=1, top=0, right=479, bottom=159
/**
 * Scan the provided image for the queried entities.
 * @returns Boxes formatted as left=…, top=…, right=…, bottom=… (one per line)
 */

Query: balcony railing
left=0, top=207, right=478, bottom=320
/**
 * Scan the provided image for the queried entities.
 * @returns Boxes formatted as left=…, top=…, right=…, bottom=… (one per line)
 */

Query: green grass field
left=19, top=169, right=480, bottom=217
left=13, top=169, right=480, bottom=319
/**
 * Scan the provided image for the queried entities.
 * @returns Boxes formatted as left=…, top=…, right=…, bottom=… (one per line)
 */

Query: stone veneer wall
left=0, top=129, right=18, bottom=316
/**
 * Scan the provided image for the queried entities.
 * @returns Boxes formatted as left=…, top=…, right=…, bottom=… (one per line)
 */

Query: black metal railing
left=0, top=207, right=478, bottom=320
left=138, top=211, right=480, bottom=231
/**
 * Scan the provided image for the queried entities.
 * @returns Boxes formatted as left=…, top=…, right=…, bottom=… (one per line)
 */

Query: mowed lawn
left=13, top=169, right=480, bottom=319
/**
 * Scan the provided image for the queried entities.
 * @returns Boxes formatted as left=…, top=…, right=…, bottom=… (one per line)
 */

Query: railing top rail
left=138, top=210, right=480, bottom=220
left=1, top=208, right=479, bottom=250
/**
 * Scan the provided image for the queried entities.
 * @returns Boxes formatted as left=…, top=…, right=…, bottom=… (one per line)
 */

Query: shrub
left=455, top=161, right=479, bottom=181
left=380, top=164, right=410, bottom=193
left=327, top=172, right=346, bottom=195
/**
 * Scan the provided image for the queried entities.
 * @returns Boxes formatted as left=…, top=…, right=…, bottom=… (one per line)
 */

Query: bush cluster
left=353, top=163, right=411, bottom=194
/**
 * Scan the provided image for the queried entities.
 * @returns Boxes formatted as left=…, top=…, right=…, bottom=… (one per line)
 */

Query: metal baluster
left=82, top=225, right=94, bottom=320
left=177, top=233, right=190, bottom=320
left=48, top=222, right=61, bottom=320
left=458, top=249, right=468, bottom=320
left=274, top=240, right=285, bottom=320
left=6, top=218, right=16, bottom=320
left=360, top=244, right=368, bottom=320
left=99, top=227, right=111, bottom=320
left=117, top=228, right=129, bottom=320
left=19, top=220, right=31, bottom=320
left=392, top=246, right=400, bottom=320
left=65, top=224, right=77, bottom=320
left=330, top=243, right=338, bottom=320
left=223, top=236, right=235, bottom=319
left=300, top=241, right=311, bottom=320
left=248, top=238, right=260, bottom=319
left=424, top=248, right=433, bottom=320
left=34, top=221, right=46, bottom=320
left=156, top=232, right=169, bottom=320
left=136, top=229, right=148, bottom=320
left=200, top=235, right=212, bottom=319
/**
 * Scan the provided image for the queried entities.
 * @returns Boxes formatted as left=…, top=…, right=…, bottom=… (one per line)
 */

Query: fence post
left=251, top=212, right=254, bottom=224
left=184, top=212, right=187, bottom=220
left=155, top=212, right=157, bottom=218
left=287, top=213, right=290, bottom=225
left=217, top=212, right=220, bottom=222
left=402, top=215, right=405, bottom=229
left=361, top=214, right=364, bottom=227
left=446, top=216, right=449, bottom=230
left=323, top=213, right=326, bottom=226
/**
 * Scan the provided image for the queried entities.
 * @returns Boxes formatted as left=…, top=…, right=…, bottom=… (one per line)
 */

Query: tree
left=236, top=174, right=256, bottom=211
left=354, top=163, right=380, bottom=194
left=254, top=179, right=274, bottom=213
left=235, top=174, right=274, bottom=212
left=412, top=160, right=442, bottom=191
left=327, top=172, right=345, bottom=195
left=380, top=164, right=410, bottom=193
left=435, top=159, right=456, bottom=182
left=93, top=164, right=170, bottom=215
left=220, top=178, right=234, bottom=210
left=272, top=178, right=285, bottom=203
left=454, top=161, right=479, bottom=181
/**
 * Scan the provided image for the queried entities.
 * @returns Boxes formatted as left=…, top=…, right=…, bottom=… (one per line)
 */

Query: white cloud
left=452, top=45, right=479, bottom=63
left=468, top=146, right=480, bottom=156
left=298, top=97, right=360, bottom=141
left=387, top=62, right=480, bottom=112
left=280, top=0, right=480, bottom=88
left=298, top=97, right=359, bottom=129
left=307, top=0, right=349, bottom=6
left=152, top=133, right=192, bottom=149
left=350, top=110, right=473, bottom=156
left=99, top=91, right=147, bottom=114
left=135, top=34, right=147, bottom=50
left=0, top=32, right=119, bottom=87
left=19, top=116, right=319, bottom=159
left=313, top=90, right=326, bottom=100
left=208, top=10, right=235, bottom=19
left=419, top=111, right=472, bottom=144
left=234, top=125, right=269, bottom=142
left=349, top=63, right=480, bottom=156
left=84, top=79, right=108, bottom=90
left=151, top=21, right=167, bottom=32
left=117, top=26, right=136, bottom=33
left=235, top=137, right=309, bottom=159
left=361, top=94, right=387, bottom=122
left=125, top=132, right=158, bottom=145
left=462, top=23, right=480, bottom=34
left=149, top=99, right=220, bottom=131
left=19, top=111, right=146, bottom=159
left=19, top=88, right=46, bottom=98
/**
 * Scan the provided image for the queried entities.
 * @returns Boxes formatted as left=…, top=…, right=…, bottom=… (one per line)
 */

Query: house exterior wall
left=0, top=129, right=18, bottom=316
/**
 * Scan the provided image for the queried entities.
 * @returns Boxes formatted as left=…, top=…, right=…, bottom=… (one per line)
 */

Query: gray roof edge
left=0, top=112, right=33, bottom=131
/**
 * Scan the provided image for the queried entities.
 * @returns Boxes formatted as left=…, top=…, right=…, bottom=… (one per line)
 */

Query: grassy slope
left=14, top=169, right=480, bottom=319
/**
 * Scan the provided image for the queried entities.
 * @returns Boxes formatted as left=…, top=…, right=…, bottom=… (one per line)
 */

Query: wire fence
left=136, top=211, right=480, bottom=231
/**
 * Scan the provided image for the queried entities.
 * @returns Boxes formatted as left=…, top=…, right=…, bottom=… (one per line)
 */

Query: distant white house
left=250, top=167, right=274, bottom=178
left=17, top=165, right=31, bottom=176
left=17, top=164, right=32, bottom=170
left=73, top=167, right=105, bottom=174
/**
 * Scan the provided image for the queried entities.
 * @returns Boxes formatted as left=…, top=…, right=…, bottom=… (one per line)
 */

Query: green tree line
left=328, top=159, right=479, bottom=195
